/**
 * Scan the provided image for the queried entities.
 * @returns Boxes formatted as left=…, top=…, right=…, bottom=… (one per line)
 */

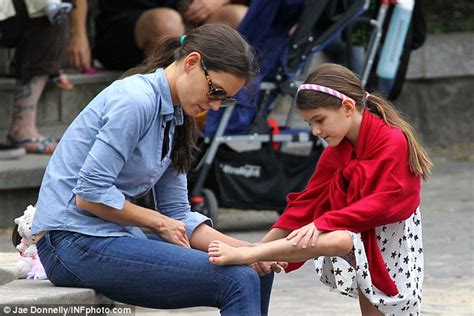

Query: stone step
left=0, top=252, right=114, bottom=307
left=0, top=155, right=50, bottom=229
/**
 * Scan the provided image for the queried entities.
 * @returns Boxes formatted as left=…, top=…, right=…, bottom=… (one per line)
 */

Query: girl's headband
left=297, top=84, right=355, bottom=103
left=180, top=35, right=187, bottom=45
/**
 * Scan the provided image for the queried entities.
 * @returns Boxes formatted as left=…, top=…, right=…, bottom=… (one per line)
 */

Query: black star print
left=330, top=269, right=334, bottom=274
left=417, top=267, right=422, bottom=273
left=404, top=256, right=409, bottom=264
left=356, top=265, right=360, bottom=271
left=415, top=219, right=420, bottom=226
left=403, top=236, right=407, bottom=241
left=335, top=268, right=342, bottom=275
left=348, top=267, right=354, bottom=273
left=409, top=233, right=414, bottom=238
left=418, top=248, right=423, bottom=254
left=391, top=251, right=397, bottom=259
left=337, top=280, right=344, bottom=286
left=398, top=294, right=404, bottom=299
left=376, top=235, right=382, bottom=241
left=362, top=271, right=368, bottom=279
left=414, top=235, right=419, bottom=241
left=412, top=290, right=416, bottom=296
left=395, top=262, right=398, bottom=267
left=399, top=267, right=404, bottom=273
left=364, top=263, right=368, bottom=269
left=358, top=249, right=362, bottom=255
left=398, top=238, right=402, bottom=246
left=331, top=257, right=338, bottom=263
left=406, top=282, right=411, bottom=288
left=401, top=307, right=406, bottom=311
left=387, top=268, right=391, bottom=273
left=381, top=247, right=386, bottom=252
left=393, top=273, right=397, bottom=278
left=405, top=271, right=411, bottom=278
left=316, top=268, right=320, bottom=273
left=410, top=246, right=415, bottom=252
left=382, top=238, right=388, bottom=245
left=379, top=298, right=385, bottom=304
left=365, top=288, right=371, bottom=294
left=382, top=226, right=387, bottom=232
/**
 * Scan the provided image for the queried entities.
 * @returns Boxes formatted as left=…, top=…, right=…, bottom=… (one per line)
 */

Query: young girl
left=208, top=63, right=432, bottom=315
left=32, top=24, right=277, bottom=315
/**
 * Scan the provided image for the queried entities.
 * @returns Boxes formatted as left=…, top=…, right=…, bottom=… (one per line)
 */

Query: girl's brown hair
left=122, top=24, right=258, bottom=173
left=296, top=63, right=432, bottom=180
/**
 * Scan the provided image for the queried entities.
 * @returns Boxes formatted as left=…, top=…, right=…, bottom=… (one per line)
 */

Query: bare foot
left=208, top=240, right=251, bottom=265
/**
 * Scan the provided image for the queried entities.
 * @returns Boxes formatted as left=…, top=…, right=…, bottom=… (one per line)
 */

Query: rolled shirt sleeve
left=73, top=84, right=154, bottom=209
left=153, top=164, right=212, bottom=238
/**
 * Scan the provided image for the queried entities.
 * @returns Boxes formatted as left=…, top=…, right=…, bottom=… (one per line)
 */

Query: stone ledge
left=0, top=155, right=49, bottom=190
left=0, top=70, right=121, bottom=91
left=405, top=32, right=473, bottom=79
left=0, top=279, right=114, bottom=305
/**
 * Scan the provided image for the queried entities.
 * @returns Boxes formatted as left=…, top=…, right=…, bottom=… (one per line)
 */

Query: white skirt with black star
left=314, top=208, right=423, bottom=315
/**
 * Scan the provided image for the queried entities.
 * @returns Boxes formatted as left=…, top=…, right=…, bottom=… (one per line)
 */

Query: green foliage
left=424, top=1, right=474, bottom=33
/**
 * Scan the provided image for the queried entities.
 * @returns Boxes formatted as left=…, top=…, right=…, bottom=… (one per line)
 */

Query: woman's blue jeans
left=37, top=230, right=273, bottom=315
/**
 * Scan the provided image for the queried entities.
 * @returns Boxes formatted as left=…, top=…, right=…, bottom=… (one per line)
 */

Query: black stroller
left=187, top=0, right=387, bottom=226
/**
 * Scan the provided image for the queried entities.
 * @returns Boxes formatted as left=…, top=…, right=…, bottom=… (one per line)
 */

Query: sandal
left=7, top=134, right=58, bottom=154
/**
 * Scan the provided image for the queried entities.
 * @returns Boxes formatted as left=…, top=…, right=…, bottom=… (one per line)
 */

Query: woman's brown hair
left=122, top=24, right=258, bottom=173
left=296, top=63, right=432, bottom=180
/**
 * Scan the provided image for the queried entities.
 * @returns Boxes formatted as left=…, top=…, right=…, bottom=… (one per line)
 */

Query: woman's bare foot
left=208, top=240, right=252, bottom=265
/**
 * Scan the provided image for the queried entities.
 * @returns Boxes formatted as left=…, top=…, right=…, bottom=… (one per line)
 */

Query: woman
left=32, top=24, right=276, bottom=315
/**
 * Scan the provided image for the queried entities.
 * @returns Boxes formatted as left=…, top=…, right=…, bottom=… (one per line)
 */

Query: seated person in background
left=0, top=0, right=69, bottom=154
left=68, top=0, right=248, bottom=72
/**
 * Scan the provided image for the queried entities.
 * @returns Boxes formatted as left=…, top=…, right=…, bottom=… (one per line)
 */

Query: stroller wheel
left=201, top=189, right=219, bottom=228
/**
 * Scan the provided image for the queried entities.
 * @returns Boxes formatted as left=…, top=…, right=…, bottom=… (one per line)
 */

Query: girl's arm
left=76, top=197, right=190, bottom=247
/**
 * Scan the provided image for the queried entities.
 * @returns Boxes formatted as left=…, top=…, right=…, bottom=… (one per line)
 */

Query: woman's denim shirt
left=32, top=68, right=210, bottom=239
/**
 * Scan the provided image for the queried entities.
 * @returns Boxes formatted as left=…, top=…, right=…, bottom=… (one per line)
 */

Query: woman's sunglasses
left=201, top=60, right=236, bottom=107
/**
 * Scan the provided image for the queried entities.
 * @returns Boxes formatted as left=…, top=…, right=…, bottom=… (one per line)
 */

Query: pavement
left=0, top=145, right=472, bottom=315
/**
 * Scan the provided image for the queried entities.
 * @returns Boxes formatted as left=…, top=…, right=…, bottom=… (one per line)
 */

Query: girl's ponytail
left=366, top=93, right=432, bottom=180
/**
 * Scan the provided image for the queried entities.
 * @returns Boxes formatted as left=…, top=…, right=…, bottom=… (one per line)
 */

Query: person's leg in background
left=6, top=0, right=68, bottom=154
left=205, top=3, right=248, bottom=29
left=135, top=8, right=185, bottom=56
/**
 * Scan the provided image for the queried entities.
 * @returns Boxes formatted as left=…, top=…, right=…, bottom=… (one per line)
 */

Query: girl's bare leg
left=358, top=288, right=384, bottom=316
left=208, top=231, right=352, bottom=265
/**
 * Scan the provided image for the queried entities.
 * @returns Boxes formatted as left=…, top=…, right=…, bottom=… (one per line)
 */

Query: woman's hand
left=250, top=261, right=288, bottom=276
left=286, top=222, right=320, bottom=249
left=154, top=215, right=190, bottom=248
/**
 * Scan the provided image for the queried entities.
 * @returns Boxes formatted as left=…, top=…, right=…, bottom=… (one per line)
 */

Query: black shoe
left=0, top=143, right=26, bottom=160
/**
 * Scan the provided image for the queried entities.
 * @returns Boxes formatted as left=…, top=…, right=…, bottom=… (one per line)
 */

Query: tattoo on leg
left=14, top=79, right=36, bottom=100
left=11, top=104, right=36, bottom=123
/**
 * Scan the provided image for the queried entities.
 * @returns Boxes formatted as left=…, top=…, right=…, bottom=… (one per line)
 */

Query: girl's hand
left=286, top=222, right=320, bottom=249
left=154, top=216, right=190, bottom=248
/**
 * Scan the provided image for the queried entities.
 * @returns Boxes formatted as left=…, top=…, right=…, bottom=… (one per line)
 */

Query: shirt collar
left=154, top=68, right=184, bottom=126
